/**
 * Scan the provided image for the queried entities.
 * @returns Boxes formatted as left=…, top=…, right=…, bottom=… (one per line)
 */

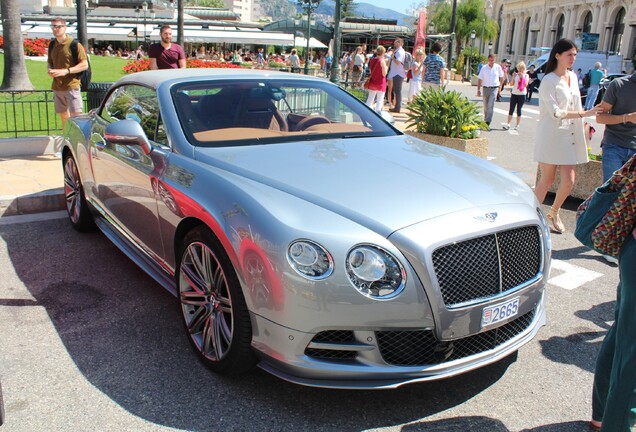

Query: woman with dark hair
left=534, top=38, right=601, bottom=233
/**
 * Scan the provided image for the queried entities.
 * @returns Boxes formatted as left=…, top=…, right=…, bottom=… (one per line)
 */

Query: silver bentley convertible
left=62, top=69, right=551, bottom=389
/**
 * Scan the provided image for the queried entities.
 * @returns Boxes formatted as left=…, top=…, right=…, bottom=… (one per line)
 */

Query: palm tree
left=429, top=0, right=498, bottom=59
left=0, top=0, right=35, bottom=90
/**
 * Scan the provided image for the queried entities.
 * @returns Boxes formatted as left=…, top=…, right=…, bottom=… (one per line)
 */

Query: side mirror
left=104, top=119, right=152, bottom=155
left=379, top=110, right=395, bottom=125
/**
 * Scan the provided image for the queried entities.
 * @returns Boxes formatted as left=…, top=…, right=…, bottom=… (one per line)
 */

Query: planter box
left=470, top=75, right=479, bottom=86
left=405, top=130, right=489, bottom=159
left=536, top=160, right=602, bottom=200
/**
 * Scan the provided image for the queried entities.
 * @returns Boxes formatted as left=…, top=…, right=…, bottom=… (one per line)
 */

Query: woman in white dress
left=534, top=39, right=601, bottom=233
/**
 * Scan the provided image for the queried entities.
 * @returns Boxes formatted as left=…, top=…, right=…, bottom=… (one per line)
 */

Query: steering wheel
left=295, top=115, right=331, bottom=131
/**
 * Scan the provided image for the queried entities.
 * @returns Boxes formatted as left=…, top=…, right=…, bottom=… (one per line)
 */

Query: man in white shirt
left=476, top=54, right=504, bottom=129
left=388, top=38, right=406, bottom=113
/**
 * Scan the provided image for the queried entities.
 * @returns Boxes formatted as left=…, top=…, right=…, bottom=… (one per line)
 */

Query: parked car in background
left=61, top=68, right=551, bottom=389
left=581, top=72, right=628, bottom=106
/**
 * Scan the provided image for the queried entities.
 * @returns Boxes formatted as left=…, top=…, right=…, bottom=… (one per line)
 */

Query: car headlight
left=346, top=245, right=405, bottom=299
left=287, top=240, right=333, bottom=279
left=536, top=206, right=551, bottom=250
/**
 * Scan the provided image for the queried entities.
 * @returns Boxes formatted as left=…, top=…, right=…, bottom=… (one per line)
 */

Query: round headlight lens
left=287, top=240, right=333, bottom=279
left=346, top=245, right=405, bottom=299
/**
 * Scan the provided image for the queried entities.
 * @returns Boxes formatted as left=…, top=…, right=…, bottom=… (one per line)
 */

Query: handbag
left=575, top=154, right=636, bottom=257
left=363, top=60, right=379, bottom=90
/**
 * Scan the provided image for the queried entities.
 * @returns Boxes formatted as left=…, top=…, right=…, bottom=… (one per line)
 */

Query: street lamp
left=139, top=1, right=155, bottom=47
left=297, top=0, right=320, bottom=75
left=328, top=0, right=341, bottom=84
left=488, top=41, right=493, bottom=55
left=135, top=6, right=140, bottom=48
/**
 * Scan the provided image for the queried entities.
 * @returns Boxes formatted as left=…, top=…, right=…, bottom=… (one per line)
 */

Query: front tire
left=63, top=154, right=95, bottom=232
left=177, top=226, right=257, bottom=374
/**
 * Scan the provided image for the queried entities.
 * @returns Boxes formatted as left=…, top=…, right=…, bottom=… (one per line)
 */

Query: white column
left=542, top=8, right=555, bottom=47
left=563, top=7, right=572, bottom=40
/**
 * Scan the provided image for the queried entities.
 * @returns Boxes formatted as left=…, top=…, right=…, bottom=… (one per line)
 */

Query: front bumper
left=250, top=291, right=546, bottom=389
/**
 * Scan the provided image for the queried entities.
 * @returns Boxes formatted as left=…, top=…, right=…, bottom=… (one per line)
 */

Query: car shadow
left=539, top=300, right=614, bottom=374
left=0, top=219, right=520, bottom=431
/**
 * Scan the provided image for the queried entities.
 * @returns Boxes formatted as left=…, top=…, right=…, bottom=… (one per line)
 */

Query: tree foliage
left=429, top=0, right=498, bottom=56
left=185, top=0, right=225, bottom=7
left=260, top=0, right=296, bottom=21
left=341, top=0, right=356, bottom=18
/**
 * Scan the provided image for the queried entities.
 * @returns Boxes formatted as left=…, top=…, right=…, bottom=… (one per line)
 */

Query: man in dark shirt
left=148, top=25, right=186, bottom=69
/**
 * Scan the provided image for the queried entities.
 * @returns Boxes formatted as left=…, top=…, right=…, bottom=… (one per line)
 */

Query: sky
left=358, top=0, right=417, bottom=16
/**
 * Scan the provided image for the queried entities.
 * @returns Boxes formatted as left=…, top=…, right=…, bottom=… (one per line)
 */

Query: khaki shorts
left=53, top=89, right=83, bottom=114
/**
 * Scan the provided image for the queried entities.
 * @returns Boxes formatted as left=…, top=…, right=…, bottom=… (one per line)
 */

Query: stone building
left=488, top=0, right=635, bottom=72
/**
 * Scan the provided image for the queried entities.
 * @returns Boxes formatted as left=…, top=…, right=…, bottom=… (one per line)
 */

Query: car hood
left=194, top=135, right=533, bottom=236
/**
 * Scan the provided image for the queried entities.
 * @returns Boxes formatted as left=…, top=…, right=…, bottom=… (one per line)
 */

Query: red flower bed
left=25, top=38, right=49, bottom=56
left=123, top=59, right=151, bottom=74
left=0, top=37, right=49, bottom=56
left=122, top=58, right=242, bottom=74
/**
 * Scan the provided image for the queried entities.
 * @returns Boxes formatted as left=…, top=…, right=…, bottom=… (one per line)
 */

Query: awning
left=26, top=25, right=76, bottom=39
left=293, top=36, right=327, bottom=48
left=86, top=26, right=135, bottom=41
left=150, top=29, right=294, bottom=45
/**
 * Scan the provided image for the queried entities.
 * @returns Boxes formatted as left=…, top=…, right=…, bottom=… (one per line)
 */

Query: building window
left=610, top=7, right=625, bottom=53
left=583, top=11, right=593, bottom=34
left=495, top=6, right=502, bottom=54
left=509, top=19, right=516, bottom=54
left=556, top=14, right=564, bottom=42
left=523, top=17, right=530, bottom=55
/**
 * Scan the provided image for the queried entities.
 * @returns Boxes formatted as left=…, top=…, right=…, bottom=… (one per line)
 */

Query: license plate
left=481, top=297, right=520, bottom=327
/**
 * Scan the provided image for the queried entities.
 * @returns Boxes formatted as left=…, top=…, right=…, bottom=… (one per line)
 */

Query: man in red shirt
left=148, top=25, right=186, bottom=69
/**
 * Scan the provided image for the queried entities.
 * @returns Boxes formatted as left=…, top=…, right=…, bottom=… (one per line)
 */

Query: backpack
left=582, top=70, right=591, bottom=88
left=48, top=39, right=92, bottom=92
left=403, top=51, right=413, bottom=70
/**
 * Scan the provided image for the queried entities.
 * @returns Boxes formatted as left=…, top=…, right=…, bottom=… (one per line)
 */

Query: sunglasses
left=50, top=25, right=65, bottom=29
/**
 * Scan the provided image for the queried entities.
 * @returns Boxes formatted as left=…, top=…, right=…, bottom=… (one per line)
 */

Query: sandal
left=547, top=207, right=566, bottom=234
left=589, top=420, right=601, bottom=431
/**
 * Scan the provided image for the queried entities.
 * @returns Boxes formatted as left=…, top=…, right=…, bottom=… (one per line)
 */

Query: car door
left=88, top=84, right=168, bottom=262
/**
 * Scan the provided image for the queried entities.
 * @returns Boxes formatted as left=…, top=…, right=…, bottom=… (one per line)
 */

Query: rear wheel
left=63, top=155, right=95, bottom=232
left=177, top=226, right=257, bottom=374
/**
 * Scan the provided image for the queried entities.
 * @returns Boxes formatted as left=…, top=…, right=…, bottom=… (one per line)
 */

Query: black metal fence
left=0, top=83, right=112, bottom=138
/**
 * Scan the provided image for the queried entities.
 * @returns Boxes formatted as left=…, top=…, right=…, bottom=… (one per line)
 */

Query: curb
left=0, top=188, right=66, bottom=217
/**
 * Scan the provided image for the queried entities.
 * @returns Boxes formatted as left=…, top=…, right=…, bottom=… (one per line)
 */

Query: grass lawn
left=0, top=53, right=131, bottom=89
left=0, top=54, right=131, bottom=136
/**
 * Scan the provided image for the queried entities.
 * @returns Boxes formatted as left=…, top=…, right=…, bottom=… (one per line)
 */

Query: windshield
left=171, top=79, right=398, bottom=147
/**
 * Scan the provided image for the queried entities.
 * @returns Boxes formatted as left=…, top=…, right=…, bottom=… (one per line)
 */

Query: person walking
left=148, top=25, right=186, bottom=70
left=503, top=61, right=529, bottom=130
left=526, top=64, right=540, bottom=101
left=476, top=54, right=504, bottom=129
left=289, top=49, right=301, bottom=73
left=407, top=49, right=424, bottom=103
left=497, top=58, right=510, bottom=101
left=387, top=38, right=406, bottom=113
left=351, top=46, right=365, bottom=87
left=47, top=17, right=89, bottom=131
left=365, top=46, right=389, bottom=113
left=585, top=154, right=636, bottom=432
left=585, top=62, right=606, bottom=110
left=422, top=42, right=446, bottom=90
left=533, top=38, right=600, bottom=233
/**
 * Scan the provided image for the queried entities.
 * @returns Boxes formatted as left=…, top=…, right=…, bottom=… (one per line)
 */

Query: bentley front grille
left=377, top=308, right=536, bottom=366
left=432, top=226, right=542, bottom=307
